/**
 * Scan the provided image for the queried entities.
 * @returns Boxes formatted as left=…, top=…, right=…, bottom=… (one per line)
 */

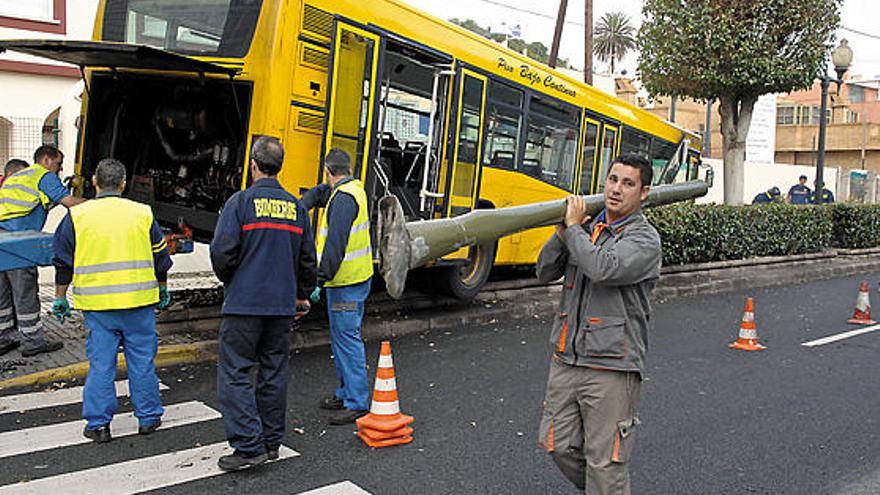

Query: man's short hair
left=251, top=136, right=284, bottom=176
left=94, top=158, right=127, bottom=190
left=799, top=175, right=808, bottom=181
left=33, top=144, right=62, bottom=164
left=611, top=153, right=653, bottom=187
left=324, top=148, right=352, bottom=177
left=4, top=159, right=28, bottom=177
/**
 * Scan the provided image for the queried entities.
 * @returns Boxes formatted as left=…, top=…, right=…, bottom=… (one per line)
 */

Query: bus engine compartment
left=79, top=72, right=252, bottom=242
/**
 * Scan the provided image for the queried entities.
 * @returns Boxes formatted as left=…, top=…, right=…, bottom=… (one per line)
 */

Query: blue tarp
left=0, top=230, right=53, bottom=271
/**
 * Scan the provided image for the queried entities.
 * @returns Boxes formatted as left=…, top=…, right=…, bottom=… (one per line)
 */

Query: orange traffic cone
left=729, top=297, right=766, bottom=351
left=848, top=281, right=876, bottom=325
left=356, top=341, right=414, bottom=448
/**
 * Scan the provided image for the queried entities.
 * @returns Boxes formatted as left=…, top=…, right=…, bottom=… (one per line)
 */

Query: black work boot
left=319, top=396, right=345, bottom=410
left=0, top=340, right=20, bottom=357
left=217, top=450, right=268, bottom=471
left=83, top=425, right=112, bottom=443
left=138, top=419, right=162, bottom=435
left=21, top=340, right=63, bottom=357
left=329, top=408, right=368, bottom=425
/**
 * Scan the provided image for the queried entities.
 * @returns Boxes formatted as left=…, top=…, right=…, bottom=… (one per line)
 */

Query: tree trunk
left=718, top=94, right=758, bottom=206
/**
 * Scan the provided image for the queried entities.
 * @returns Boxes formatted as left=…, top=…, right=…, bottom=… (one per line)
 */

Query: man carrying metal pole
left=536, top=154, right=661, bottom=495
left=52, top=158, right=172, bottom=443
left=0, top=145, right=84, bottom=358
left=302, top=148, right=374, bottom=425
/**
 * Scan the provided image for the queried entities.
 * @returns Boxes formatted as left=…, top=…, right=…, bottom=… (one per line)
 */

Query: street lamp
left=814, top=39, right=853, bottom=204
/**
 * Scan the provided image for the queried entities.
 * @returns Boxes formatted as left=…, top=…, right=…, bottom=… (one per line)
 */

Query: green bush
left=645, top=203, right=833, bottom=266
left=832, top=203, right=880, bottom=249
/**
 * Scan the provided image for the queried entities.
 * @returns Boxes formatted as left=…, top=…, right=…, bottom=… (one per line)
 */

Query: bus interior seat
left=379, top=132, right=405, bottom=185
left=491, top=150, right=514, bottom=169
left=403, top=141, right=427, bottom=186
left=520, top=158, right=541, bottom=178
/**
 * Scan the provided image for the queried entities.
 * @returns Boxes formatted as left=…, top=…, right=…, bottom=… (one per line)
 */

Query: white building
left=0, top=0, right=99, bottom=174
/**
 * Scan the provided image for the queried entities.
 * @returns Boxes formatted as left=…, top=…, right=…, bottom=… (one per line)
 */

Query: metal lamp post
left=814, top=39, right=853, bottom=204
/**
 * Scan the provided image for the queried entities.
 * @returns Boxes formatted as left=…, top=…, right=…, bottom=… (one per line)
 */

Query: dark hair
left=4, top=159, right=28, bottom=176
left=799, top=175, right=808, bottom=181
left=611, top=153, right=653, bottom=187
left=251, top=136, right=284, bottom=176
left=94, top=158, right=127, bottom=190
left=324, top=148, right=352, bottom=177
left=33, top=145, right=62, bottom=164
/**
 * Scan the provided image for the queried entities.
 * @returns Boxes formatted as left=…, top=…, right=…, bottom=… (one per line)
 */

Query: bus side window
left=524, top=95, right=580, bottom=191
left=483, top=80, right=523, bottom=171
left=595, top=125, right=617, bottom=192
left=580, top=121, right=599, bottom=194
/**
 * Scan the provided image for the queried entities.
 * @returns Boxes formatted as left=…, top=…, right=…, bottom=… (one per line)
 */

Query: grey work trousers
left=0, top=266, right=46, bottom=352
left=538, top=358, right=642, bottom=495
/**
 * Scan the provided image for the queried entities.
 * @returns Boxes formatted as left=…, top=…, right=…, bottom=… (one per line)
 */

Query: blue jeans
left=217, top=315, right=292, bottom=455
left=325, top=279, right=371, bottom=411
left=83, top=307, right=163, bottom=429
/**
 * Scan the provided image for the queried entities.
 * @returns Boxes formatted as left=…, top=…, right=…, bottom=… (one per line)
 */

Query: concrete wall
left=697, top=159, right=839, bottom=205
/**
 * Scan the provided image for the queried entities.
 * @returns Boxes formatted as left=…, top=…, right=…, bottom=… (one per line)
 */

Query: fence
left=0, top=116, right=58, bottom=166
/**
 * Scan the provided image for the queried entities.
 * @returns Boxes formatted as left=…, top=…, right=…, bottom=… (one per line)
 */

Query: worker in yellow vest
left=302, top=148, right=374, bottom=425
left=52, top=158, right=172, bottom=443
left=0, top=145, right=84, bottom=358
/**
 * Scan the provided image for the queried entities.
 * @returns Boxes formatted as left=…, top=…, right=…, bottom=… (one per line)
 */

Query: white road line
left=0, top=400, right=219, bottom=459
left=801, top=323, right=880, bottom=347
left=0, top=442, right=298, bottom=495
left=0, top=381, right=169, bottom=415
left=296, top=481, right=373, bottom=495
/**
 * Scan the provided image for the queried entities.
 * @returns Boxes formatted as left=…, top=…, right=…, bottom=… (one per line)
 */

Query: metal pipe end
left=377, top=195, right=411, bottom=300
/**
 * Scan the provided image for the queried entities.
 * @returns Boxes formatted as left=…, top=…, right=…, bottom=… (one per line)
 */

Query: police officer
left=0, top=145, right=84, bottom=358
left=52, top=158, right=172, bottom=443
left=814, top=188, right=835, bottom=204
left=210, top=136, right=317, bottom=471
left=536, top=154, right=662, bottom=495
left=302, top=148, right=373, bottom=425
left=787, top=175, right=812, bottom=205
left=752, top=186, right=781, bottom=204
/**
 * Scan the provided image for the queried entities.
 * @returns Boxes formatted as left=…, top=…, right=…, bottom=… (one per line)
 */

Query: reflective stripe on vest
left=316, top=179, right=374, bottom=287
left=0, top=165, right=51, bottom=221
left=70, top=197, right=159, bottom=311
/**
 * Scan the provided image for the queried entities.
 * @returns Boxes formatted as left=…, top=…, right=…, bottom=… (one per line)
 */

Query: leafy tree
left=593, top=12, right=636, bottom=75
left=449, top=18, right=552, bottom=66
left=638, top=0, right=840, bottom=205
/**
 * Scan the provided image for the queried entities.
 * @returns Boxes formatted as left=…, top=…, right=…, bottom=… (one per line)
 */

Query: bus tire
left=439, top=242, right=496, bottom=301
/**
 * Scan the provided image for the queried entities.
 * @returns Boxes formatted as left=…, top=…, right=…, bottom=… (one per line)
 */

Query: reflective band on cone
left=729, top=297, right=766, bottom=351
left=357, top=340, right=415, bottom=448
left=848, top=281, right=876, bottom=325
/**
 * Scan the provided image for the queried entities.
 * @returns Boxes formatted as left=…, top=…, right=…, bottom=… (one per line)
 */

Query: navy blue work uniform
left=752, top=192, right=774, bottom=204
left=788, top=184, right=812, bottom=205
left=210, top=177, right=317, bottom=456
left=816, top=188, right=835, bottom=203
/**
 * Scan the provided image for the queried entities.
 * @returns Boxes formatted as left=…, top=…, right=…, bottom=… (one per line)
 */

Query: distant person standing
left=0, top=145, right=84, bottom=358
left=815, top=188, right=835, bottom=204
left=302, top=148, right=374, bottom=425
left=787, top=175, right=812, bottom=205
left=211, top=136, right=316, bottom=471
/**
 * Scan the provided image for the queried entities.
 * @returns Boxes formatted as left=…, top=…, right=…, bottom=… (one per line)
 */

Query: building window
left=777, top=106, right=795, bottom=125
left=850, top=85, right=865, bottom=104
left=0, top=0, right=65, bottom=34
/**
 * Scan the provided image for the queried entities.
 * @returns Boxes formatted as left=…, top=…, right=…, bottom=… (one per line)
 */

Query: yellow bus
left=0, top=0, right=701, bottom=299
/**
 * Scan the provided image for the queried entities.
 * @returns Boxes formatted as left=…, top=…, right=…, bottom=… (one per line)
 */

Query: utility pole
left=704, top=98, right=714, bottom=157
left=548, top=0, right=568, bottom=69
left=584, top=0, right=593, bottom=85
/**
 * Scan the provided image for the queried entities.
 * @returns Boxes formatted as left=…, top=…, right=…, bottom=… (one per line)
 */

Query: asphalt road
left=1, top=272, right=879, bottom=494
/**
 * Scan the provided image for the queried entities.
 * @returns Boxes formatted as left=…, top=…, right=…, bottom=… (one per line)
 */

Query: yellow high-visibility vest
left=70, top=197, right=159, bottom=311
left=316, top=179, right=373, bottom=287
left=0, top=165, right=51, bottom=221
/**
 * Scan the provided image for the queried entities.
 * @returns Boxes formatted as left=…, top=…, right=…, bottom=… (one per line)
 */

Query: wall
left=698, top=158, right=838, bottom=205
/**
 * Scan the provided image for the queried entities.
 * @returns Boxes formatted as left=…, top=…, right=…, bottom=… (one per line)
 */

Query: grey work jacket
left=536, top=211, right=661, bottom=377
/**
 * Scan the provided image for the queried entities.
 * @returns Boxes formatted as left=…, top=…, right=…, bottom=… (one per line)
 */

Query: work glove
left=310, top=286, right=322, bottom=303
left=51, top=298, right=71, bottom=323
left=157, top=285, right=172, bottom=310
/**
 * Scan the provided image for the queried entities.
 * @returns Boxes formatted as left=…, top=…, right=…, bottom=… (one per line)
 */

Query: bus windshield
left=101, top=0, right=263, bottom=58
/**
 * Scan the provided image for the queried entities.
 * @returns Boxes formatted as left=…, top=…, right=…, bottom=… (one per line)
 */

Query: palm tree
left=593, top=12, right=636, bottom=75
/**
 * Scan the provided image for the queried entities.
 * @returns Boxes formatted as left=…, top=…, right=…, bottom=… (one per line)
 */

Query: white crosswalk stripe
left=296, top=481, right=373, bottom=495
left=0, top=381, right=169, bottom=415
left=0, top=400, right=220, bottom=459
left=0, top=442, right=299, bottom=494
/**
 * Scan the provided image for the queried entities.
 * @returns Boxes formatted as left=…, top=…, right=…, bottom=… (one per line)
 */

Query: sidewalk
left=4, top=249, right=880, bottom=391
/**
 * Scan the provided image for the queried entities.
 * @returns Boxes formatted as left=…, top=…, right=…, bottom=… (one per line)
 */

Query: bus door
left=578, top=115, right=601, bottom=194
left=323, top=21, right=381, bottom=181
left=446, top=69, right=487, bottom=217
left=593, top=123, right=619, bottom=192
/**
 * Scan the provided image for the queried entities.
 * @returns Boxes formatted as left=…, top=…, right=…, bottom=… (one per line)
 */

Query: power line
left=472, top=0, right=586, bottom=27
left=840, top=26, right=880, bottom=41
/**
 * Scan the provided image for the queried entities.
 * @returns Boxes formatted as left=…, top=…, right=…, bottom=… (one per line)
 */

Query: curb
left=0, top=341, right=218, bottom=391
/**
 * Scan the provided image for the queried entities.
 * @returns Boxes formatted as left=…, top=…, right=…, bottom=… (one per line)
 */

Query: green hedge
left=831, top=203, right=880, bottom=249
left=645, top=203, right=835, bottom=266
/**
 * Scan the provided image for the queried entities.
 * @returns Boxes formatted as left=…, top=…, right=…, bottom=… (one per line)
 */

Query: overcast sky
left=401, top=0, right=880, bottom=81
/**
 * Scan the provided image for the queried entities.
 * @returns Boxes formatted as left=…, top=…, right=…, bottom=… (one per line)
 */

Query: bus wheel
left=439, top=242, right=496, bottom=301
